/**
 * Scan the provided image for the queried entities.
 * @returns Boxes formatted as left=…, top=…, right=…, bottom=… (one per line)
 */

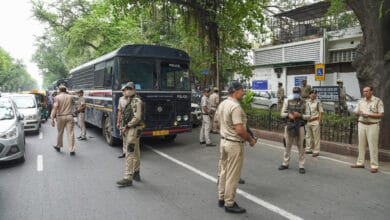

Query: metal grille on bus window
left=145, top=101, right=174, bottom=122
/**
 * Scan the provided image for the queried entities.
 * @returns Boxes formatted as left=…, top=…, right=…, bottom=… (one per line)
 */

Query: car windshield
left=11, top=96, right=36, bottom=109
left=0, top=101, right=15, bottom=120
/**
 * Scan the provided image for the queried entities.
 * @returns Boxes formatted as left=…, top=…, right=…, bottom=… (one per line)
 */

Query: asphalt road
left=1, top=121, right=390, bottom=220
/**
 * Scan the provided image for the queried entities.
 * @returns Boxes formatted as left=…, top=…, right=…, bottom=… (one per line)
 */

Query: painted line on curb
left=37, top=155, right=43, bottom=171
left=39, top=131, right=43, bottom=140
left=147, top=145, right=303, bottom=220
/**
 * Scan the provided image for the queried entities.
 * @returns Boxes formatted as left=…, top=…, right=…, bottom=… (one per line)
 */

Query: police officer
left=50, top=84, right=76, bottom=155
left=351, top=86, right=384, bottom=173
left=278, top=87, right=309, bottom=174
left=199, top=88, right=215, bottom=146
left=300, top=79, right=311, bottom=101
left=337, top=79, right=348, bottom=114
left=304, top=90, right=323, bottom=157
left=116, top=84, right=131, bottom=158
left=116, top=82, right=143, bottom=187
left=277, top=82, right=285, bottom=112
left=209, top=87, right=220, bottom=133
left=76, top=90, right=86, bottom=140
left=216, top=81, right=256, bottom=214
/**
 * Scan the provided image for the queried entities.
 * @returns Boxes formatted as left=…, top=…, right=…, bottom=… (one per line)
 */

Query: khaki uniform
left=209, top=92, right=219, bottom=132
left=354, top=96, right=384, bottom=169
left=123, top=95, right=143, bottom=180
left=281, top=99, right=308, bottom=168
left=300, top=85, right=312, bottom=100
left=199, top=95, right=211, bottom=144
left=53, top=92, right=75, bottom=152
left=339, top=87, right=348, bottom=114
left=76, top=96, right=86, bottom=138
left=216, top=97, right=247, bottom=207
left=118, top=96, right=130, bottom=154
left=277, top=87, right=284, bottom=112
left=305, top=99, right=323, bottom=154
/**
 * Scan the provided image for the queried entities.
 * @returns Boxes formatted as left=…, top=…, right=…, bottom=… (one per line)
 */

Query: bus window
left=119, top=58, right=156, bottom=90
left=161, top=62, right=190, bottom=91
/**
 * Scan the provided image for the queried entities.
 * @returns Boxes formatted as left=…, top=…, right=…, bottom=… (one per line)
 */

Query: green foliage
left=240, top=90, right=255, bottom=109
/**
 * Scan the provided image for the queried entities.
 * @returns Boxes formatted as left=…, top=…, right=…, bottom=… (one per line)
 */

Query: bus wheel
left=103, top=117, right=115, bottom=146
left=164, top=134, right=177, bottom=142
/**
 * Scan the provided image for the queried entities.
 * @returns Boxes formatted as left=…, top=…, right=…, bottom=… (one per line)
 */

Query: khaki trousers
left=283, top=126, right=305, bottom=168
left=357, top=123, right=379, bottom=169
left=200, top=115, right=211, bottom=144
left=124, top=128, right=141, bottom=180
left=56, top=115, right=75, bottom=152
left=306, top=123, right=321, bottom=153
left=218, top=140, right=244, bottom=207
left=77, top=113, right=86, bottom=138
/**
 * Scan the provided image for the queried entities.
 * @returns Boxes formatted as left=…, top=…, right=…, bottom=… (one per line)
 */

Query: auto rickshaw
left=28, top=90, right=49, bottom=122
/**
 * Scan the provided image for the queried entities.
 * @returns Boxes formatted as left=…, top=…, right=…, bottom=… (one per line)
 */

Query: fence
left=246, top=110, right=359, bottom=145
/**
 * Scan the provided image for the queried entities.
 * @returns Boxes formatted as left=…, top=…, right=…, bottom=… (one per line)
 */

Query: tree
left=341, top=0, right=390, bottom=148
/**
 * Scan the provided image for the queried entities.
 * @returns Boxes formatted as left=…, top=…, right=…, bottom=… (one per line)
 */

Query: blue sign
left=252, top=80, right=268, bottom=90
left=317, top=68, right=323, bottom=76
left=200, top=69, right=208, bottom=75
left=295, top=76, right=307, bottom=87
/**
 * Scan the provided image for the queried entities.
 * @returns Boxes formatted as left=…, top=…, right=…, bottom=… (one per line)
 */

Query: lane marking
left=261, top=142, right=390, bottom=175
left=37, top=155, right=43, bottom=171
left=39, top=131, right=43, bottom=140
left=147, top=146, right=303, bottom=220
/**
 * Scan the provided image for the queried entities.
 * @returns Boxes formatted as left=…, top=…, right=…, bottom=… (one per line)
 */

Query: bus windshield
left=119, top=58, right=157, bottom=90
left=161, top=62, right=190, bottom=91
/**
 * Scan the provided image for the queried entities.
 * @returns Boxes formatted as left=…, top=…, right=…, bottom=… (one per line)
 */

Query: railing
left=246, top=110, right=358, bottom=145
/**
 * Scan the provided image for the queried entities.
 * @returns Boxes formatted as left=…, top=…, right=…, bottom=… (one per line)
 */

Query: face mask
left=293, top=93, right=300, bottom=99
left=126, top=89, right=135, bottom=97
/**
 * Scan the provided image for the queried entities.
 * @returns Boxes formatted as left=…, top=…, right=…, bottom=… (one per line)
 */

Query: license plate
left=152, top=130, right=169, bottom=136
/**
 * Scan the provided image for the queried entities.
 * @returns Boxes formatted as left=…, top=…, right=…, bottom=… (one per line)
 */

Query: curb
left=252, top=128, right=390, bottom=162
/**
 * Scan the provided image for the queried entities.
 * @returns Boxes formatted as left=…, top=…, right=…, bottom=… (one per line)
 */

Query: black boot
left=225, top=202, right=246, bottom=214
left=133, top=171, right=141, bottom=181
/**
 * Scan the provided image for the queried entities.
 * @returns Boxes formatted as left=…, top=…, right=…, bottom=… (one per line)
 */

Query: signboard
left=252, top=80, right=268, bottom=90
left=315, top=64, right=325, bottom=81
left=294, top=76, right=307, bottom=87
left=312, top=86, right=340, bottom=102
left=200, top=69, right=208, bottom=75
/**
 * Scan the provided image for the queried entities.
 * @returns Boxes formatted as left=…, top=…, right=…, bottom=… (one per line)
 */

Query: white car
left=191, top=103, right=202, bottom=127
left=251, top=90, right=279, bottom=111
left=0, top=97, right=25, bottom=162
left=9, top=94, right=41, bottom=133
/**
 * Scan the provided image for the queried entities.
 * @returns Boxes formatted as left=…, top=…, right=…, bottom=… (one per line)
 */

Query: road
left=1, top=121, right=390, bottom=220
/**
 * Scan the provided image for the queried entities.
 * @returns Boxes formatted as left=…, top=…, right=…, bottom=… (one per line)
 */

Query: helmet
left=292, top=87, right=301, bottom=93
left=227, top=81, right=243, bottom=94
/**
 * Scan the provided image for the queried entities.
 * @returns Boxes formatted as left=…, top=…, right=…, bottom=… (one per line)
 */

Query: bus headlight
left=176, top=115, right=182, bottom=121
left=183, top=115, right=189, bottom=121
left=174, top=121, right=178, bottom=126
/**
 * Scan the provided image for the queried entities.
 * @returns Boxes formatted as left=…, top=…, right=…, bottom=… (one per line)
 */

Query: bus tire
left=102, top=116, right=117, bottom=146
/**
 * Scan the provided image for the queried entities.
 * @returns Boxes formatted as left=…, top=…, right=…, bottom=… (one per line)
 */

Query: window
left=330, top=49, right=356, bottom=63
left=94, top=62, right=105, bottom=88
left=118, top=58, right=156, bottom=90
left=161, top=62, right=190, bottom=91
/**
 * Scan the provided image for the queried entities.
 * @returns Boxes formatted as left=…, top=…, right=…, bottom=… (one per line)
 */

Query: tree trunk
left=346, top=0, right=390, bottom=149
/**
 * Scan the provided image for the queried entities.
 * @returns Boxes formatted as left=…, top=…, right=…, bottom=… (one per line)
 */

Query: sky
left=0, top=0, right=45, bottom=89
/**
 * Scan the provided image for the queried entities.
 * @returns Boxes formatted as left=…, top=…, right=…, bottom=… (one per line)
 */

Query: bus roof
left=70, top=44, right=190, bottom=73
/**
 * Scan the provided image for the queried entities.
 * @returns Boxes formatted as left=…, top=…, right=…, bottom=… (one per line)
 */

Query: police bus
left=70, top=44, right=192, bottom=145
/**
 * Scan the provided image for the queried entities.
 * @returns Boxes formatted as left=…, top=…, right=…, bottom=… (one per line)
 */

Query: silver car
left=9, top=94, right=41, bottom=133
left=251, top=90, right=278, bottom=111
left=0, top=97, right=25, bottom=162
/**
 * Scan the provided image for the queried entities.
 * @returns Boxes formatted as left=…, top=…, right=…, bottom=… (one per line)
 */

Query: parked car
left=251, top=90, right=279, bottom=111
left=322, top=94, right=358, bottom=115
left=0, top=97, right=25, bottom=163
left=191, top=103, right=202, bottom=127
left=8, top=94, right=41, bottom=133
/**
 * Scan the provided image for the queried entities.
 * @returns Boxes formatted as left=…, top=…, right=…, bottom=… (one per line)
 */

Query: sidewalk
left=252, top=128, right=390, bottom=162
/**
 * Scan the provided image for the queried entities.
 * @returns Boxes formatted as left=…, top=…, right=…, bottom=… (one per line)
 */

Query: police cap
left=336, top=79, right=343, bottom=83
left=213, top=87, right=219, bottom=92
left=121, top=82, right=135, bottom=90
left=58, top=84, right=67, bottom=90
left=227, top=81, right=243, bottom=94
left=292, top=87, right=301, bottom=93
left=309, top=89, right=317, bottom=94
left=77, top=89, right=84, bottom=94
left=204, top=88, right=210, bottom=93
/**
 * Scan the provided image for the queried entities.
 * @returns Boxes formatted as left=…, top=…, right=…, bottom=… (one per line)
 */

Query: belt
left=308, top=117, right=319, bottom=122
left=79, top=111, right=85, bottom=113
left=57, top=114, right=72, bottom=117
left=221, top=136, right=244, bottom=143
left=359, top=121, right=379, bottom=125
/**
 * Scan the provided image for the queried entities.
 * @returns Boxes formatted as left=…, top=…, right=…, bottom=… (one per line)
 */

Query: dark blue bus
left=70, top=44, right=192, bottom=145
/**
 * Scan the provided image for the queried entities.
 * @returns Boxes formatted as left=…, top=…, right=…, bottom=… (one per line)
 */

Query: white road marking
left=147, top=146, right=303, bottom=220
left=37, top=155, right=43, bottom=171
left=39, top=131, right=43, bottom=139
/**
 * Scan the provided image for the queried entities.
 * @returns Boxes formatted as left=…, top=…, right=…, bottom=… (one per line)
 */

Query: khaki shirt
left=53, top=92, right=73, bottom=116
left=209, top=92, right=219, bottom=110
left=125, top=96, right=143, bottom=128
left=76, top=96, right=86, bottom=112
left=339, top=87, right=346, bottom=104
left=216, top=97, right=247, bottom=142
left=354, top=96, right=384, bottom=123
left=305, top=98, right=323, bottom=125
left=277, top=87, right=284, bottom=102
left=118, top=96, right=130, bottom=113
left=200, top=95, right=210, bottom=113
left=300, top=85, right=312, bottom=99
